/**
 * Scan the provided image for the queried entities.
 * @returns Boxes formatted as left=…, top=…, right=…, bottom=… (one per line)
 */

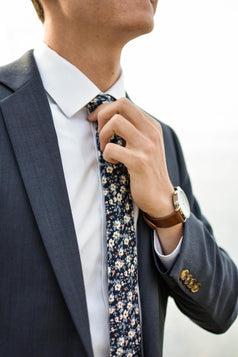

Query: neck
left=44, top=22, right=123, bottom=92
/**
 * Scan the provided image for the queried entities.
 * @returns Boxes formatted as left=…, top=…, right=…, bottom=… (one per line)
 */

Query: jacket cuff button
left=179, top=269, right=189, bottom=281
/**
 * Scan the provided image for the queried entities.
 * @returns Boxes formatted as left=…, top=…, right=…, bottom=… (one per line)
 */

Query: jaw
left=43, top=0, right=157, bottom=62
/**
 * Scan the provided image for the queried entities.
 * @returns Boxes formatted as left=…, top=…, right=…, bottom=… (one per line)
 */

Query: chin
left=130, top=22, right=154, bottom=41
left=117, top=17, right=155, bottom=43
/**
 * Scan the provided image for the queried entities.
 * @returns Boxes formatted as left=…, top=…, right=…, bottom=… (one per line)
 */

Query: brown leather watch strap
left=143, top=186, right=190, bottom=229
left=143, top=210, right=184, bottom=229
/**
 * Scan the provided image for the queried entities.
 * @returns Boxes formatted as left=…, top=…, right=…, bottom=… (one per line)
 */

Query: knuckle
left=103, top=143, right=116, bottom=162
left=150, top=126, right=163, bottom=145
left=134, top=152, right=148, bottom=170
left=112, top=113, right=122, bottom=124
left=111, top=114, right=125, bottom=131
left=104, top=142, right=114, bottom=153
left=145, top=140, right=155, bottom=155
left=117, top=97, right=129, bottom=108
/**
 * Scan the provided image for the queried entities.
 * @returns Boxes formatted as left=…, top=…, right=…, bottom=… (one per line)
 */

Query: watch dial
left=177, top=189, right=190, bottom=218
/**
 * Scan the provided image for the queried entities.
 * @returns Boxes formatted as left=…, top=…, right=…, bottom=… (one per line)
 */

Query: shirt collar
left=33, top=43, right=125, bottom=118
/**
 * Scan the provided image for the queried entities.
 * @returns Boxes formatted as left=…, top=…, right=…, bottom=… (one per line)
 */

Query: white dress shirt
left=34, top=43, right=182, bottom=357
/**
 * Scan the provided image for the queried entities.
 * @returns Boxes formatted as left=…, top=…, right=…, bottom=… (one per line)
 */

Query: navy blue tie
left=87, top=95, right=142, bottom=357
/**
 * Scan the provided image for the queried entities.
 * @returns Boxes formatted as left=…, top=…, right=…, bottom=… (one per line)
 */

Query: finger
left=99, top=114, right=143, bottom=151
left=103, top=142, right=151, bottom=174
left=90, top=97, right=159, bottom=134
left=103, top=142, right=136, bottom=168
left=87, top=102, right=113, bottom=122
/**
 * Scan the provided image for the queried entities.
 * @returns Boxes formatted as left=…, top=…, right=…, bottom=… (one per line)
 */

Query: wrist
left=143, top=186, right=190, bottom=229
left=145, top=186, right=174, bottom=218
left=156, top=223, right=184, bottom=255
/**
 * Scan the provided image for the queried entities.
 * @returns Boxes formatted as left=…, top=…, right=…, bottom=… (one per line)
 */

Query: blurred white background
left=0, top=0, right=237, bottom=356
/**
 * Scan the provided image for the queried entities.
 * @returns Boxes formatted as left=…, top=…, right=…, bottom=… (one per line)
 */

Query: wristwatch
left=143, top=186, right=190, bottom=229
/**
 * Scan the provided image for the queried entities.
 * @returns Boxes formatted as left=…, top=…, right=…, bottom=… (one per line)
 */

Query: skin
left=41, top=0, right=183, bottom=254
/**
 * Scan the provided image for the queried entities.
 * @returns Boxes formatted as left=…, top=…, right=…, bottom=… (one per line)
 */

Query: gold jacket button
left=187, top=278, right=196, bottom=289
left=180, top=269, right=189, bottom=281
left=184, top=274, right=193, bottom=285
left=191, top=283, right=201, bottom=293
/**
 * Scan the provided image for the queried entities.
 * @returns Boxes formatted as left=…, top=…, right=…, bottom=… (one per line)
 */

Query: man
left=0, top=0, right=237, bottom=356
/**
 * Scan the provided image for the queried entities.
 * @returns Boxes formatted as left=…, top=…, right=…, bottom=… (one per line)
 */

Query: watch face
left=176, top=187, right=191, bottom=219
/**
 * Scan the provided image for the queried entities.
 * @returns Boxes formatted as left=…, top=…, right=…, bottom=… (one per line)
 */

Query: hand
left=88, top=97, right=174, bottom=218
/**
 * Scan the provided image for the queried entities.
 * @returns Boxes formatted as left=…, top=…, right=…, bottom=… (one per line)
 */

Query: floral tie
left=87, top=95, right=142, bottom=357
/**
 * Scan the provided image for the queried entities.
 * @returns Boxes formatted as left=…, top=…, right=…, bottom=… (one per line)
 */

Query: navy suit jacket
left=0, top=51, right=237, bottom=357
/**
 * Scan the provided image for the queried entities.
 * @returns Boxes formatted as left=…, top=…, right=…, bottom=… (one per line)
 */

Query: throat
left=44, top=36, right=122, bottom=92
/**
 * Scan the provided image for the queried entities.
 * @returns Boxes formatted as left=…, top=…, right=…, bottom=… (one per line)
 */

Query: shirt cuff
left=153, top=232, right=183, bottom=271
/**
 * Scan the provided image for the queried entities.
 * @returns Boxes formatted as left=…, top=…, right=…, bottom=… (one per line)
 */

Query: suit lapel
left=0, top=53, right=93, bottom=357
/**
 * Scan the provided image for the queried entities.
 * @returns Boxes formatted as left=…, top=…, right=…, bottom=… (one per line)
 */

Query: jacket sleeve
left=153, top=124, right=238, bottom=334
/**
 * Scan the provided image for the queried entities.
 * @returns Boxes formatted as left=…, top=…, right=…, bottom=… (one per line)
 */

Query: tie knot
left=87, top=94, right=116, bottom=114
